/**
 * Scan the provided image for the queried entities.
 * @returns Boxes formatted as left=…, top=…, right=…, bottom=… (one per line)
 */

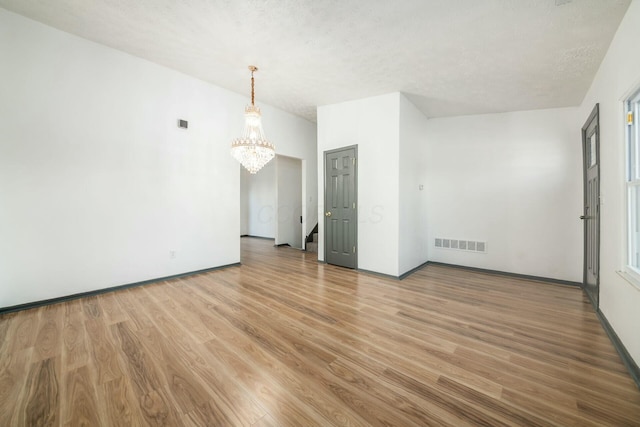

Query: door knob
left=580, top=215, right=592, bottom=220
left=325, top=211, right=332, bottom=217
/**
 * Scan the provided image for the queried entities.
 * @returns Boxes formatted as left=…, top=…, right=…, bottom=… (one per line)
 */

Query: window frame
left=624, top=89, right=640, bottom=285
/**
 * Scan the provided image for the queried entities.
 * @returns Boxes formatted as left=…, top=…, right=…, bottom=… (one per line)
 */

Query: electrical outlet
left=169, top=250, right=176, bottom=259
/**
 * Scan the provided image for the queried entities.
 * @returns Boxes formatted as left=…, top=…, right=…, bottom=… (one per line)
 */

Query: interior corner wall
left=240, top=167, right=250, bottom=235
left=0, top=8, right=316, bottom=308
left=577, top=0, right=640, bottom=367
left=317, top=93, right=400, bottom=276
left=425, top=107, right=582, bottom=282
left=244, top=160, right=276, bottom=239
left=275, top=156, right=303, bottom=248
left=398, top=95, right=430, bottom=276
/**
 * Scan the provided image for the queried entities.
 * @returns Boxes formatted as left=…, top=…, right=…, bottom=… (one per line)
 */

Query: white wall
left=318, top=93, right=401, bottom=276
left=425, top=107, right=582, bottom=282
left=240, top=167, right=249, bottom=235
left=577, top=0, right=640, bottom=366
left=399, top=95, right=430, bottom=275
left=276, top=156, right=303, bottom=248
left=0, top=9, right=316, bottom=308
left=243, top=160, right=276, bottom=238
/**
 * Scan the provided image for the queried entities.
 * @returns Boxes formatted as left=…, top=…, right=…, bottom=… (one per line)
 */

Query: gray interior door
left=581, top=104, right=600, bottom=309
left=324, top=146, right=357, bottom=268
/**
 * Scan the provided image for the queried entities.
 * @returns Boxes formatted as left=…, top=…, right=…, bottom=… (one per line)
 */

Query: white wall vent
left=434, top=238, right=487, bottom=253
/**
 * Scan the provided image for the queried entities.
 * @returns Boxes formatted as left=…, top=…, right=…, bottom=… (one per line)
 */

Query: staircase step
left=312, top=233, right=318, bottom=243
left=306, top=242, right=318, bottom=253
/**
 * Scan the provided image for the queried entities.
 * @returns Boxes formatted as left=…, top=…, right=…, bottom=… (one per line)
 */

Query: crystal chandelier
left=231, top=65, right=275, bottom=174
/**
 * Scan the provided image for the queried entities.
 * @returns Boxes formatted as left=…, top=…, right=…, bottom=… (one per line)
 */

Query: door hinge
left=352, top=246, right=356, bottom=253
left=628, top=111, right=634, bottom=126
left=353, top=202, right=356, bottom=209
left=352, top=158, right=356, bottom=166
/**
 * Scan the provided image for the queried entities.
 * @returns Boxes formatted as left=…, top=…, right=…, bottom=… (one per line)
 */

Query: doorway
left=324, top=146, right=357, bottom=269
left=581, top=104, right=600, bottom=309
left=240, top=155, right=304, bottom=249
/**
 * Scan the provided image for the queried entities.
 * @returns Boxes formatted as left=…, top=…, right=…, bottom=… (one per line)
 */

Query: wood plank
left=169, top=333, right=267, bottom=426
left=61, top=309, right=88, bottom=373
left=62, top=365, right=101, bottom=426
left=102, top=376, right=146, bottom=427
left=251, top=412, right=280, bottom=427
left=33, top=305, right=62, bottom=362
left=97, top=292, right=130, bottom=325
left=4, top=309, right=39, bottom=354
left=0, top=348, right=33, bottom=426
left=15, top=357, right=60, bottom=426
left=83, top=318, right=122, bottom=384
left=201, top=339, right=347, bottom=426
left=135, top=325, right=244, bottom=425
left=111, top=321, right=181, bottom=426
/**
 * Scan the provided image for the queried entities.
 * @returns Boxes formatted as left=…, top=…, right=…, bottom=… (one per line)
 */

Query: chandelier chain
left=249, top=65, right=257, bottom=106
left=251, top=73, right=255, bottom=106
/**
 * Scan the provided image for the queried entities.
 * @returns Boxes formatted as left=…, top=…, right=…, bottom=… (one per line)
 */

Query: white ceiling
left=0, top=0, right=631, bottom=122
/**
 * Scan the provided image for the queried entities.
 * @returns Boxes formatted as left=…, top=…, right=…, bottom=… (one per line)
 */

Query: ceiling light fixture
left=231, top=65, right=275, bottom=174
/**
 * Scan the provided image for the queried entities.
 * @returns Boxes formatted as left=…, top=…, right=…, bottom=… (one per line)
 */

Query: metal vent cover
left=435, top=238, right=487, bottom=253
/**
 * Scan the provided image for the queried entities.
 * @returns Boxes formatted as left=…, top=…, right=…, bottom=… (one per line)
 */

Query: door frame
left=323, top=145, right=358, bottom=268
left=581, top=103, right=600, bottom=309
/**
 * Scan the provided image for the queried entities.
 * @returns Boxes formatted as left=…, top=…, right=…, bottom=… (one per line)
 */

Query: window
left=625, top=89, right=640, bottom=281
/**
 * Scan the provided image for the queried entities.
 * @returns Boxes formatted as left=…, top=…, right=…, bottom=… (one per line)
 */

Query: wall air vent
left=434, top=238, right=487, bottom=253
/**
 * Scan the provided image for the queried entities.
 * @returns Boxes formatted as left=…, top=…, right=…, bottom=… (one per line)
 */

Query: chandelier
left=231, top=65, right=276, bottom=174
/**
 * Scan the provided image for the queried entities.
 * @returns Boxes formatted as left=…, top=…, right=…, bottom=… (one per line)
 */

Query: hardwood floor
left=1, top=237, right=640, bottom=426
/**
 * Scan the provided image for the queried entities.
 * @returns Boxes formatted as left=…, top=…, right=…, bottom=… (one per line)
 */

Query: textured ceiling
left=0, top=0, right=631, bottom=122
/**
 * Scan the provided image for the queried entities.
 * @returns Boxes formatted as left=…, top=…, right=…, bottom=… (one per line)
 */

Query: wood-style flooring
left=1, top=237, right=640, bottom=426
